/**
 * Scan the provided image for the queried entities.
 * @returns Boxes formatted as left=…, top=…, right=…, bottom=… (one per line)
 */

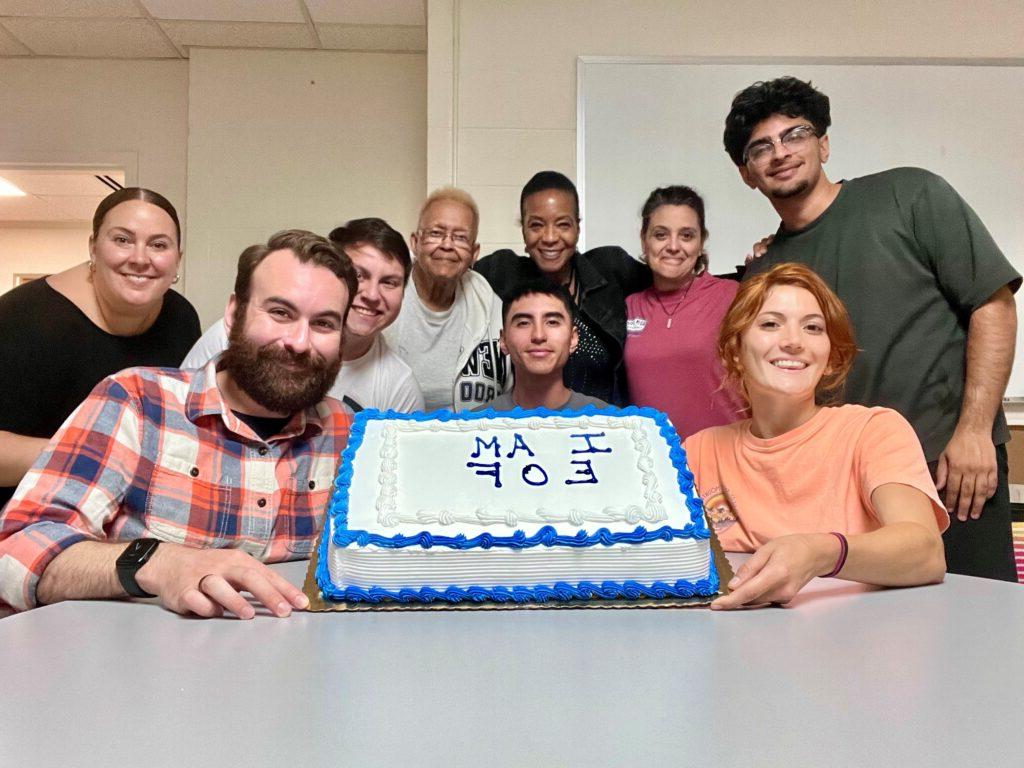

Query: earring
left=171, top=274, right=180, bottom=285
left=88, top=261, right=96, bottom=273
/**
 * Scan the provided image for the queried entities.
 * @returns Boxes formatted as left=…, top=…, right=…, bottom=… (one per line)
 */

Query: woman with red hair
left=684, top=263, right=949, bottom=609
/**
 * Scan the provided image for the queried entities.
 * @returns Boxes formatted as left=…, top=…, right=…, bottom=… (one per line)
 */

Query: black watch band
left=116, top=538, right=161, bottom=598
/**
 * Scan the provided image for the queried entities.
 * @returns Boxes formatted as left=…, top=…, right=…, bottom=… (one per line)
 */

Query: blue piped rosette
left=315, top=405, right=720, bottom=604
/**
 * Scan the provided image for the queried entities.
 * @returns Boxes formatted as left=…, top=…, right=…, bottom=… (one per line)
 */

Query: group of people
left=0, top=75, right=1017, bottom=618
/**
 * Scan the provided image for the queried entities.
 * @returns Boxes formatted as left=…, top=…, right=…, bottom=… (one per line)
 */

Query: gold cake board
left=302, top=524, right=734, bottom=613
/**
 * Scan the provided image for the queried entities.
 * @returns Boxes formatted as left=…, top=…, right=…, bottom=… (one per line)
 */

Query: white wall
left=184, top=48, right=426, bottom=326
left=431, top=0, right=1024, bottom=254
left=0, top=225, right=92, bottom=295
left=0, top=58, right=189, bottom=229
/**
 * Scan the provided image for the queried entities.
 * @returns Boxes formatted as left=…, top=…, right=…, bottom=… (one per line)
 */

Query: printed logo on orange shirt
left=701, top=486, right=738, bottom=532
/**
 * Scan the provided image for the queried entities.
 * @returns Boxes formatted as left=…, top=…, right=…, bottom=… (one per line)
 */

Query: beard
left=769, top=179, right=810, bottom=200
left=221, top=313, right=342, bottom=415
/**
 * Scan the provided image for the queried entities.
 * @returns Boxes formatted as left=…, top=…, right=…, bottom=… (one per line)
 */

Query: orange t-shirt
left=683, top=405, right=949, bottom=553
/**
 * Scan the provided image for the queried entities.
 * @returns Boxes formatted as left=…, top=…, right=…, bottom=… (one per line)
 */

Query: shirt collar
left=571, top=252, right=608, bottom=297
left=185, top=354, right=327, bottom=442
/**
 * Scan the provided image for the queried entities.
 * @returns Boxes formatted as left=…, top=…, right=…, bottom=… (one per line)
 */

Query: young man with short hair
left=724, top=76, right=1020, bottom=580
left=0, top=230, right=357, bottom=617
left=479, top=283, right=608, bottom=412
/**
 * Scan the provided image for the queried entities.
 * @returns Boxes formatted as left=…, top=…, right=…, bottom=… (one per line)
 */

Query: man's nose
left=360, top=280, right=381, bottom=304
left=283, top=321, right=311, bottom=354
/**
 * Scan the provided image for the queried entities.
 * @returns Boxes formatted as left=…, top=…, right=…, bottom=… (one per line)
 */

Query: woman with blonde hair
left=684, top=263, right=948, bottom=609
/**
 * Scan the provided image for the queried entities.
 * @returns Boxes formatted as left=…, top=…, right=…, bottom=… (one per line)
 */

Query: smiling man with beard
left=0, top=230, right=358, bottom=618
left=182, top=218, right=424, bottom=413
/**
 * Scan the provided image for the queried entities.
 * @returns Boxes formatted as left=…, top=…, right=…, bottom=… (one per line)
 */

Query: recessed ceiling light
left=0, top=177, right=26, bottom=197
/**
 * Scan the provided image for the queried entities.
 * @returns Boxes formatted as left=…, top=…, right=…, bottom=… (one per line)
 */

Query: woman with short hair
left=475, top=171, right=651, bottom=406
left=684, top=263, right=948, bottom=609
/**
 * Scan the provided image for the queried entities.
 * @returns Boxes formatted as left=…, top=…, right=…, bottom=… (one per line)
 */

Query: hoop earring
left=88, top=261, right=96, bottom=273
left=171, top=274, right=180, bottom=285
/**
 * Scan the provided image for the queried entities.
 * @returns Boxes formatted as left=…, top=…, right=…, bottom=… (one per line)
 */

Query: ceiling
left=0, top=169, right=126, bottom=224
left=0, top=0, right=427, bottom=57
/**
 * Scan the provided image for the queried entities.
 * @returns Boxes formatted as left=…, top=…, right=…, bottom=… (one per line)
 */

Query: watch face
left=119, top=538, right=159, bottom=566
left=125, top=540, right=146, bottom=559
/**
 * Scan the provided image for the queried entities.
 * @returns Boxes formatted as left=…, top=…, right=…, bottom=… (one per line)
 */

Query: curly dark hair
left=723, top=77, right=831, bottom=166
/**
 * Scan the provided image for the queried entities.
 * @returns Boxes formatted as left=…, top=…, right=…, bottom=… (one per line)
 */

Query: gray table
left=1, top=556, right=1021, bottom=768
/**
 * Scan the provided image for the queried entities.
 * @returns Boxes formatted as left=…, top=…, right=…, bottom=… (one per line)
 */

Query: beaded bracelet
left=822, top=531, right=849, bottom=578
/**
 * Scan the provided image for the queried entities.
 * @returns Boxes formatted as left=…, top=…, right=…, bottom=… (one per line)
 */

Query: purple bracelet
left=822, top=532, right=849, bottom=578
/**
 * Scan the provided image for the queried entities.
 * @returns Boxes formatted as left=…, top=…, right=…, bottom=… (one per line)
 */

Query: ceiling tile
left=318, top=23, right=425, bottom=52
left=306, top=0, right=424, bottom=26
left=0, top=195, right=62, bottom=222
left=0, top=170, right=124, bottom=196
left=0, top=0, right=142, bottom=17
left=159, top=20, right=315, bottom=49
left=1, top=17, right=179, bottom=57
left=141, top=0, right=305, bottom=23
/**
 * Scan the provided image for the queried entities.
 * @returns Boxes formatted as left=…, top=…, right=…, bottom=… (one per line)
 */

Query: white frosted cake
left=314, top=405, right=721, bottom=606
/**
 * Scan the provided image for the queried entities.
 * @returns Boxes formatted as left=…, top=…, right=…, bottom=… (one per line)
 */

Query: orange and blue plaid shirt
left=0, top=359, right=351, bottom=612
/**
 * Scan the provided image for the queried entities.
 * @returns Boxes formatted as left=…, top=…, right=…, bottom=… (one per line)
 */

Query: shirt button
left=189, top=467, right=199, bottom=477
left=308, top=480, right=316, bottom=490
left=258, top=446, right=269, bottom=456
left=257, top=498, right=267, bottom=508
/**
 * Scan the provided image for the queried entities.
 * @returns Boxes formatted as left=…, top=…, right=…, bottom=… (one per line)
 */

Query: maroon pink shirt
left=625, top=273, right=744, bottom=439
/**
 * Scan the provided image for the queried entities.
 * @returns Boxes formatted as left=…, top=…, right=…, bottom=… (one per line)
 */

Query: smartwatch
left=116, top=538, right=161, bottom=598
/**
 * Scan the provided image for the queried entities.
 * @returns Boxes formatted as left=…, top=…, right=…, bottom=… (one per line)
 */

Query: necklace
left=562, top=259, right=581, bottom=306
left=652, top=276, right=695, bottom=329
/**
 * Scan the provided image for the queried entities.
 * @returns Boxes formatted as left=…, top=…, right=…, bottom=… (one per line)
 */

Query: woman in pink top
left=684, top=263, right=948, bottom=610
left=625, top=186, right=744, bottom=438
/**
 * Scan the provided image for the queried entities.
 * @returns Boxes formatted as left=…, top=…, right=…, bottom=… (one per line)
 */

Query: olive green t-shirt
left=745, top=167, right=1020, bottom=461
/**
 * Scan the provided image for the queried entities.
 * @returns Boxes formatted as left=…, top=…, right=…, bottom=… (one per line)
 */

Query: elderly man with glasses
left=724, top=75, right=1020, bottom=582
left=385, top=187, right=511, bottom=411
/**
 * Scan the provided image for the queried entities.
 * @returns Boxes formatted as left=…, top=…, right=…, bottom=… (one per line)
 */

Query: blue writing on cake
left=467, top=461, right=502, bottom=488
left=506, top=433, right=535, bottom=459
left=569, top=432, right=612, bottom=454
left=521, top=464, right=549, bottom=486
left=466, top=433, right=610, bottom=488
left=471, top=435, right=501, bottom=459
left=565, top=459, right=598, bottom=485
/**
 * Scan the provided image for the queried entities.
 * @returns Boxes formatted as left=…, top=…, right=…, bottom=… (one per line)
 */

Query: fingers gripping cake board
left=305, top=405, right=728, bottom=611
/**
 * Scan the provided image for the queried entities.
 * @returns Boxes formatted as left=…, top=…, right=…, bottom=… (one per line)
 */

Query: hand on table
left=711, top=533, right=837, bottom=610
left=935, top=427, right=996, bottom=521
left=136, top=544, right=309, bottom=619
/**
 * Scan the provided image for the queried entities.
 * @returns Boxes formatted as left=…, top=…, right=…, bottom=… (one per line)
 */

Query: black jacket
left=474, top=247, right=651, bottom=405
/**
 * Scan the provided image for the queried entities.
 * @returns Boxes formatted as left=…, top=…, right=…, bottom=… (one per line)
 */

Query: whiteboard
left=578, top=60, right=1024, bottom=395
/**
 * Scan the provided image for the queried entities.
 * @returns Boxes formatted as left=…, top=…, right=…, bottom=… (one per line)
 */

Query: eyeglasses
left=418, top=228, right=473, bottom=249
left=743, top=124, right=817, bottom=166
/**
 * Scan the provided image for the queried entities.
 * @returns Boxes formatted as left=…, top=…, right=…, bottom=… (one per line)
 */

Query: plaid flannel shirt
left=0, top=359, right=351, bottom=612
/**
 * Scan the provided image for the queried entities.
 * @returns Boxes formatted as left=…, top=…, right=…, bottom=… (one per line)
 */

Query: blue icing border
left=316, top=405, right=720, bottom=603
